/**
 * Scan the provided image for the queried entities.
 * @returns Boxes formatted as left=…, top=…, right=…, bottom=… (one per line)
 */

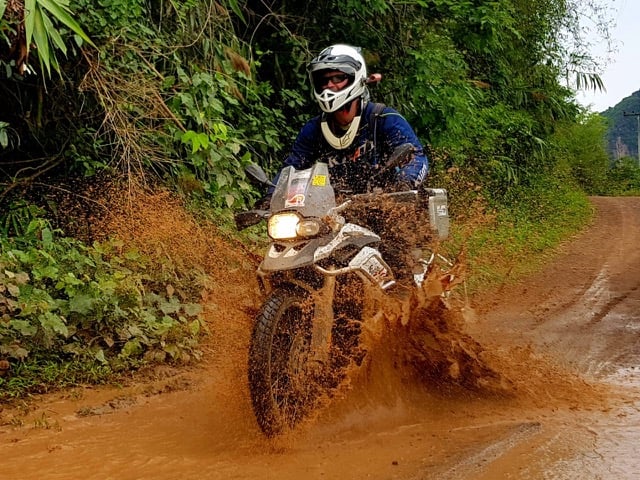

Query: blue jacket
left=278, top=102, right=429, bottom=194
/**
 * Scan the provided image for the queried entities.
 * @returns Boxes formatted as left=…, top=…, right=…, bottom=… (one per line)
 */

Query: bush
left=0, top=219, right=204, bottom=399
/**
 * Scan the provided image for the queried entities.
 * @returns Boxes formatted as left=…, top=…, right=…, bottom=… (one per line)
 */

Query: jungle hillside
left=0, top=0, right=631, bottom=398
left=601, top=90, right=640, bottom=159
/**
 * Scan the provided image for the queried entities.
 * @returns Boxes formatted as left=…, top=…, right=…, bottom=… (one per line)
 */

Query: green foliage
left=551, top=108, right=640, bottom=196
left=66, top=0, right=300, bottom=206
left=23, top=0, right=95, bottom=76
left=168, top=56, right=297, bottom=207
left=0, top=359, right=112, bottom=397
left=0, top=121, right=19, bottom=150
left=72, top=0, right=151, bottom=41
left=3, top=0, right=616, bottom=206
left=552, top=113, right=609, bottom=194
left=402, top=31, right=476, bottom=142
left=172, top=67, right=252, bottom=208
left=0, top=220, right=205, bottom=399
left=0, top=201, right=48, bottom=237
left=607, top=157, right=640, bottom=195
left=459, top=103, right=550, bottom=190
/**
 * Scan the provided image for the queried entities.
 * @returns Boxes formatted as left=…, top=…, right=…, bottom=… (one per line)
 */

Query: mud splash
left=307, top=274, right=612, bottom=442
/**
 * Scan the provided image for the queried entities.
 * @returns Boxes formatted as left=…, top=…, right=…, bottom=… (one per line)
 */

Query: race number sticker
left=349, top=247, right=390, bottom=284
left=312, top=175, right=327, bottom=186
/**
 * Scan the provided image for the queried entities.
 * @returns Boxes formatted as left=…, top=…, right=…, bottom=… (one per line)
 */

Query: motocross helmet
left=308, top=44, right=368, bottom=113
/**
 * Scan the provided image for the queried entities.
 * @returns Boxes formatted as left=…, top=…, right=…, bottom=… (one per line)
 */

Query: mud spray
left=288, top=255, right=614, bottom=447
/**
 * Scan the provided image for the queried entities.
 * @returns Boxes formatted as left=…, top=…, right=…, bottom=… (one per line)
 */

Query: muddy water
left=2, top=196, right=640, bottom=479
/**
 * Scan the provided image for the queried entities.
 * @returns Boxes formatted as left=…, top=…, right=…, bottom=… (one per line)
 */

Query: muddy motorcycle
left=235, top=145, right=450, bottom=436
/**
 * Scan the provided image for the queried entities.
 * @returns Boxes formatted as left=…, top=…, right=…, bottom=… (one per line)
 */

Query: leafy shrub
left=551, top=113, right=610, bottom=194
left=0, top=219, right=204, bottom=398
left=607, top=157, right=640, bottom=195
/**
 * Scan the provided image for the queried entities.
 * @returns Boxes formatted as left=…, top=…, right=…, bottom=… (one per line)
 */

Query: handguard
left=234, top=210, right=269, bottom=230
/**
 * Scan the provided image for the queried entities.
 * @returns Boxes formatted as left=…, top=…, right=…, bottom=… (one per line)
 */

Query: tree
left=553, top=112, right=609, bottom=194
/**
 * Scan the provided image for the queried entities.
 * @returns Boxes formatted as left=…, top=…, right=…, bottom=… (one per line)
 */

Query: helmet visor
left=308, top=53, right=362, bottom=75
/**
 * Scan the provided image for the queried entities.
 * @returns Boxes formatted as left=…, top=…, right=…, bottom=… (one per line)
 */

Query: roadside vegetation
left=0, top=0, right=634, bottom=399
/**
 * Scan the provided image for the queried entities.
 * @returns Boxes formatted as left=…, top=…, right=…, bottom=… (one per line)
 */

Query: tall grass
left=452, top=173, right=593, bottom=293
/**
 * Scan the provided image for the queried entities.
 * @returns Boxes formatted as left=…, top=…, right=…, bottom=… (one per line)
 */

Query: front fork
left=309, top=274, right=336, bottom=366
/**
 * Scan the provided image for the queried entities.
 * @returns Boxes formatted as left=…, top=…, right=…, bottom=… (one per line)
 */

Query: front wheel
left=248, top=287, right=322, bottom=436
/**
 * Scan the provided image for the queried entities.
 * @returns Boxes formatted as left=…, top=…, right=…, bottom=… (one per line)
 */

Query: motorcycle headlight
left=268, top=212, right=322, bottom=240
left=297, top=219, right=321, bottom=237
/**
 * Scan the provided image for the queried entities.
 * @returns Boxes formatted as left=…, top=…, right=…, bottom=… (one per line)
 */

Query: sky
left=576, top=0, right=640, bottom=112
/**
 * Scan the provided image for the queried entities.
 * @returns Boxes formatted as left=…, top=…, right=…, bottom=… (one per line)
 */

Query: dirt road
left=1, top=196, right=638, bottom=479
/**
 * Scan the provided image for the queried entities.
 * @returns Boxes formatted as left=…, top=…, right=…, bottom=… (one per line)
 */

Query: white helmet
left=307, top=44, right=368, bottom=113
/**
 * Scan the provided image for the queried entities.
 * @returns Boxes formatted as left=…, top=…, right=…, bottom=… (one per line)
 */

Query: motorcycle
left=235, top=144, right=451, bottom=436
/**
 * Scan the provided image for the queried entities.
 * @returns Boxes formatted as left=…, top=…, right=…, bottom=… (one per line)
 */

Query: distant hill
left=600, top=90, right=640, bottom=160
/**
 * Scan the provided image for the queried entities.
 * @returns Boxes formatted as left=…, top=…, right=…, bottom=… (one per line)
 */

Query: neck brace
left=320, top=102, right=363, bottom=150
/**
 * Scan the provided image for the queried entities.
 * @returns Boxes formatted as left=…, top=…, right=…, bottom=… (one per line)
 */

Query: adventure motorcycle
left=235, top=144, right=450, bottom=436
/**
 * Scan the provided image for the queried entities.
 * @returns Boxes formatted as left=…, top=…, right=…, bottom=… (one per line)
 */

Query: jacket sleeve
left=377, top=107, right=429, bottom=187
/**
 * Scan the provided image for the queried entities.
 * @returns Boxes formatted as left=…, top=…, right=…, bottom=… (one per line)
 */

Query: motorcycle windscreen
left=270, top=163, right=336, bottom=217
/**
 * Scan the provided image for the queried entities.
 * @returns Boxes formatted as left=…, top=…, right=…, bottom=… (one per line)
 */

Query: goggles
left=313, top=72, right=352, bottom=92
left=321, top=73, right=349, bottom=86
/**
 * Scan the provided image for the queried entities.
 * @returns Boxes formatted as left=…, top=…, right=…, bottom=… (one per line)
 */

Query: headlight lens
left=297, top=219, right=321, bottom=237
left=268, top=212, right=300, bottom=239
left=268, top=212, right=322, bottom=240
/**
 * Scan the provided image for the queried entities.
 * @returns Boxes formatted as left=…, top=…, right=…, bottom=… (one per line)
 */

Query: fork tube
left=310, top=274, right=336, bottom=365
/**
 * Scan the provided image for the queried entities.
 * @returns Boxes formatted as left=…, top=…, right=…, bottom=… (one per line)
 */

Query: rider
left=276, top=43, right=429, bottom=194
left=265, top=44, right=431, bottom=283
